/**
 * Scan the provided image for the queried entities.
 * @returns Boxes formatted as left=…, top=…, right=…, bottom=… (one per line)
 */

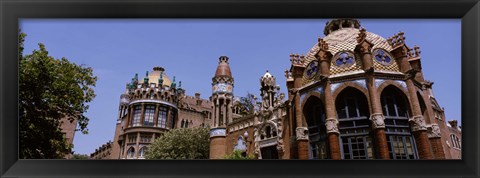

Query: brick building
left=210, top=19, right=461, bottom=159
left=95, top=19, right=461, bottom=160
left=90, top=141, right=112, bottom=159
left=108, top=67, right=213, bottom=159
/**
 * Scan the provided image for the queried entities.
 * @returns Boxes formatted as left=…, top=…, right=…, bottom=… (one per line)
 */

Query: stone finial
left=179, top=81, right=182, bottom=88
left=407, top=45, right=421, bottom=59
left=356, top=27, right=367, bottom=43
left=284, top=69, right=292, bottom=79
left=388, top=31, right=406, bottom=48
left=290, top=53, right=305, bottom=66
left=318, top=38, right=329, bottom=51
left=171, top=76, right=176, bottom=88
left=448, top=120, right=458, bottom=129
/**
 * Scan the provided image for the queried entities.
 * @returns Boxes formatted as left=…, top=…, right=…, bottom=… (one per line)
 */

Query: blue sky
left=20, top=19, right=461, bottom=155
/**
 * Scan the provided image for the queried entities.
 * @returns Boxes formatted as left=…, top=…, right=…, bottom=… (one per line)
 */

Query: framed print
left=1, top=0, right=479, bottom=177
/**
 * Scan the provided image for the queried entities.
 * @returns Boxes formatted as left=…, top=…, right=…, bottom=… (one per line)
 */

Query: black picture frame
left=1, top=0, right=479, bottom=177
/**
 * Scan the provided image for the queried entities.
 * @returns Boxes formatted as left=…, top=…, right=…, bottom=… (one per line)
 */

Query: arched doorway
left=303, top=96, right=329, bottom=159
left=381, top=85, right=417, bottom=159
left=336, top=87, right=374, bottom=159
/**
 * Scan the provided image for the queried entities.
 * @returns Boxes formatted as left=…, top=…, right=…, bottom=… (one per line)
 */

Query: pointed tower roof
left=214, top=56, right=233, bottom=78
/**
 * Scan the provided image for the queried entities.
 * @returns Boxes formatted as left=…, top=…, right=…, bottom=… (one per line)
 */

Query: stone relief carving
left=296, top=127, right=309, bottom=141
left=409, top=115, right=427, bottom=132
left=210, top=128, right=226, bottom=137
left=369, top=113, right=386, bottom=129
left=427, top=124, right=441, bottom=138
left=325, top=118, right=339, bottom=134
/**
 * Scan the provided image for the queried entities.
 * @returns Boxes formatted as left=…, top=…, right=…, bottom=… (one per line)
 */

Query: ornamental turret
left=210, top=56, right=235, bottom=159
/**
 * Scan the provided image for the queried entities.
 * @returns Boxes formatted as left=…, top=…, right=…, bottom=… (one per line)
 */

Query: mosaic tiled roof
left=305, top=27, right=393, bottom=65
left=301, top=27, right=397, bottom=85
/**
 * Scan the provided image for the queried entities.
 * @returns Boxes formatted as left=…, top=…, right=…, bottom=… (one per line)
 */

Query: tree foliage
left=145, top=127, right=210, bottom=159
left=224, top=150, right=256, bottom=160
left=71, top=154, right=90, bottom=159
left=19, top=33, right=97, bottom=159
left=238, top=92, right=257, bottom=115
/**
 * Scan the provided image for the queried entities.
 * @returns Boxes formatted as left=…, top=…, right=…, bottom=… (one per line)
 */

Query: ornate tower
left=209, top=56, right=234, bottom=159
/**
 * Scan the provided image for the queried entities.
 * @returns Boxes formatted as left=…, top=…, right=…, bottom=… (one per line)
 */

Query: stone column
left=367, top=77, right=389, bottom=159
left=391, top=40, right=432, bottom=160
left=139, top=103, right=145, bottom=126
left=153, top=104, right=160, bottom=127
left=128, top=105, right=134, bottom=127
left=166, top=107, right=172, bottom=129
left=427, top=124, right=445, bottom=159
left=228, top=99, right=233, bottom=124
left=324, top=81, right=341, bottom=160
left=223, top=99, right=227, bottom=126
left=290, top=54, right=308, bottom=159
left=135, top=132, right=141, bottom=158
left=406, top=79, right=432, bottom=159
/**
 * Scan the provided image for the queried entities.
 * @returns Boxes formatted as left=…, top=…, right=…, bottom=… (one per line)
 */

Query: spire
left=158, top=71, right=164, bottom=86
left=144, top=71, right=149, bottom=84
left=171, top=76, right=176, bottom=88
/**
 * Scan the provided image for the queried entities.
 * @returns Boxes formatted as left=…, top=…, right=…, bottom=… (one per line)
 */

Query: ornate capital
left=369, top=113, right=385, bottom=129
left=295, top=127, right=309, bottom=141
left=409, top=115, right=427, bottom=132
left=325, top=118, right=339, bottom=134
left=427, top=124, right=441, bottom=138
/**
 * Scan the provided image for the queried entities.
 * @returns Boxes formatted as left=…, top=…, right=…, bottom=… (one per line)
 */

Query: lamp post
left=243, top=131, right=252, bottom=157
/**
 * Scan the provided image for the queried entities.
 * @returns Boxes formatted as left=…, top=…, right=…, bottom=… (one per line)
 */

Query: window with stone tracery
left=157, top=107, right=167, bottom=128
left=381, top=86, right=417, bottom=159
left=143, top=105, right=155, bottom=126
left=336, top=87, right=374, bottom=159
left=132, top=105, right=142, bottom=127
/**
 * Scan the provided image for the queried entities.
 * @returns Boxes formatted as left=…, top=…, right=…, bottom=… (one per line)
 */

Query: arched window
left=181, top=119, right=185, bottom=128
left=144, top=105, right=155, bottom=126
left=139, top=147, right=148, bottom=158
left=127, top=147, right=135, bottom=159
left=303, top=96, right=329, bottom=159
left=157, top=107, right=167, bottom=128
left=450, top=134, right=461, bottom=149
left=132, top=105, right=142, bottom=126
left=381, top=86, right=417, bottom=159
left=336, top=87, right=374, bottom=159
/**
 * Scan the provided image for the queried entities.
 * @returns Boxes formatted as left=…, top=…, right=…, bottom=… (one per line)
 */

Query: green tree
left=238, top=92, right=257, bottom=115
left=71, top=153, right=90, bottom=159
left=145, top=127, right=210, bottom=159
left=19, top=35, right=97, bottom=159
left=224, top=150, right=256, bottom=160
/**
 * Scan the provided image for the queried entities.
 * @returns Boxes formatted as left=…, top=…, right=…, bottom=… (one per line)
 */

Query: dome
left=303, top=25, right=393, bottom=67
left=138, top=66, right=172, bottom=87
left=214, top=56, right=233, bottom=78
